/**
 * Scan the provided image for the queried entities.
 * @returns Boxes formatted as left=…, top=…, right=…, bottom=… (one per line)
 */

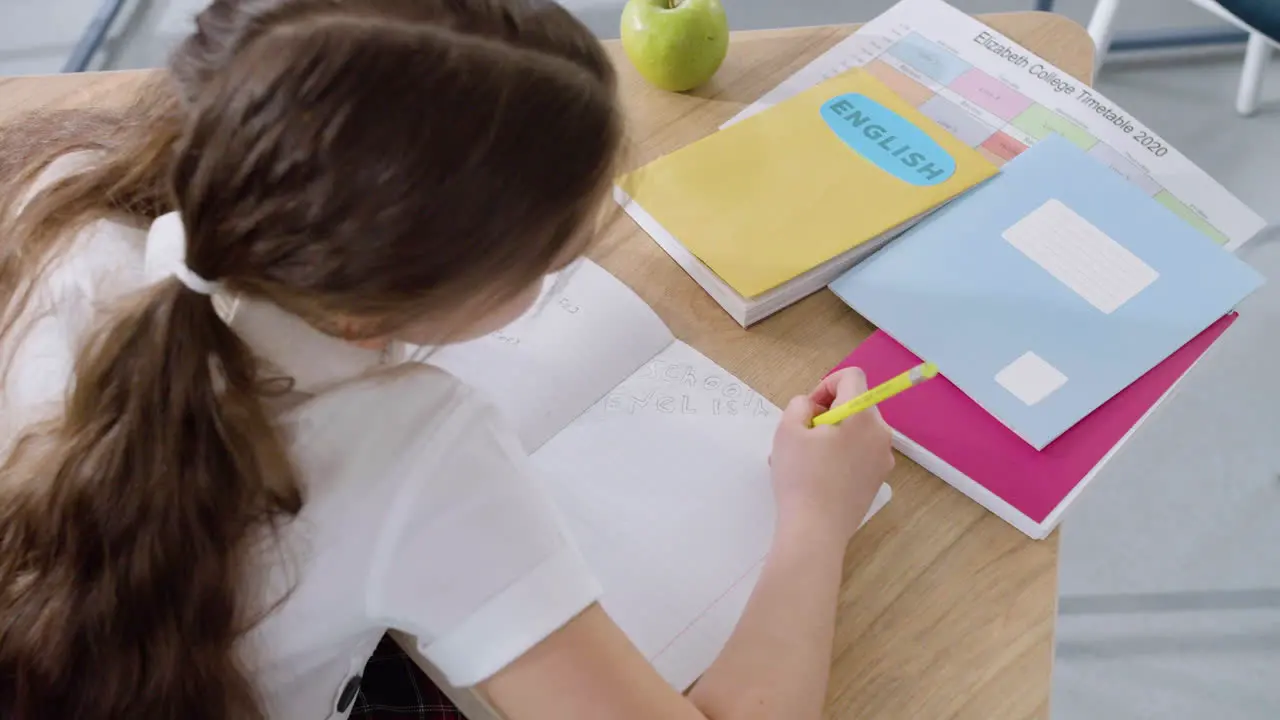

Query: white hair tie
left=144, top=211, right=222, bottom=296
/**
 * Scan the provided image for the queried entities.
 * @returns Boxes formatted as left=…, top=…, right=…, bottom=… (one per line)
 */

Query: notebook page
left=530, top=340, right=891, bottom=690
left=430, top=260, right=674, bottom=451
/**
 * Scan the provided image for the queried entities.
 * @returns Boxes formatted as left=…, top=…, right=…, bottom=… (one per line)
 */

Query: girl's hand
left=770, top=368, right=895, bottom=544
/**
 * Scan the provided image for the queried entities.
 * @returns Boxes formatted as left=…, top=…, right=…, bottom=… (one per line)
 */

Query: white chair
left=1087, top=0, right=1279, bottom=116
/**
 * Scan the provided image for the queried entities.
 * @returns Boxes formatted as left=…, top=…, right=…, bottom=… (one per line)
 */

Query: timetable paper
left=725, top=0, right=1265, bottom=250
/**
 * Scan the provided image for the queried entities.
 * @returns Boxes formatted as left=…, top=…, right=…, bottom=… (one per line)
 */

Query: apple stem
left=667, top=0, right=678, bottom=8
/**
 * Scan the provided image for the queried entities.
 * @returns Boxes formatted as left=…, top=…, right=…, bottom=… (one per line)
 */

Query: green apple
left=620, top=0, right=729, bottom=93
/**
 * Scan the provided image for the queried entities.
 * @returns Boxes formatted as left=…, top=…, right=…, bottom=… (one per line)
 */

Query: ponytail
left=0, top=280, right=299, bottom=719
left=0, top=0, right=620, bottom=714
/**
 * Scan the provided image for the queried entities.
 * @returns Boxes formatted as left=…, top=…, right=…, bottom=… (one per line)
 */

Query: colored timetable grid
left=724, top=0, right=1265, bottom=251
left=856, top=35, right=1235, bottom=245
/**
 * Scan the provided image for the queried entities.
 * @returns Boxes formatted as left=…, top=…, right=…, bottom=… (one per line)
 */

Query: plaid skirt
left=350, top=634, right=466, bottom=720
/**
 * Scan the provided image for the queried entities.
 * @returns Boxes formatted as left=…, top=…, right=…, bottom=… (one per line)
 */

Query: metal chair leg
left=1237, top=31, right=1272, bottom=116
left=62, top=0, right=128, bottom=73
left=1087, top=0, right=1124, bottom=60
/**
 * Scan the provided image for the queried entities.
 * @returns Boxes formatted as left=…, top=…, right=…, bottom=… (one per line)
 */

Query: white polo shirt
left=2, top=157, right=601, bottom=719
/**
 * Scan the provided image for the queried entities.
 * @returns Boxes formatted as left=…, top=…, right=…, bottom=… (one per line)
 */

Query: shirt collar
left=145, top=216, right=391, bottom=395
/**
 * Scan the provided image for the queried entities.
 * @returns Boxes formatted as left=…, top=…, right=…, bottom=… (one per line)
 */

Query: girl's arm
left=684, top=517, right=847, bottom=719
left=484, top=521, right=847, bottom=720
left=482, top=369, right=893, bottom=720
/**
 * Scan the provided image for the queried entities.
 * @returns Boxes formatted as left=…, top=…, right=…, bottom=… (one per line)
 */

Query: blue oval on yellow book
left=820, top=93, right=956, bottom=186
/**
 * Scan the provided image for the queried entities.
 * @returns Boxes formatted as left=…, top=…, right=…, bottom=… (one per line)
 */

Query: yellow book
left=616, top=69, right=997, bottom=326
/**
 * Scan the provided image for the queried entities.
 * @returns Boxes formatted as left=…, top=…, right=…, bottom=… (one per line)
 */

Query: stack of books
left=617, top=1, right=1266, bottom=538
left=615, top=70, right=997, bottom=326
left=825, top=135, right=1260, bottom=538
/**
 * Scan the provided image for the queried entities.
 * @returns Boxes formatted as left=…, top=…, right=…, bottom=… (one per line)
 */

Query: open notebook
left=406, top=259, right=892, bottom=710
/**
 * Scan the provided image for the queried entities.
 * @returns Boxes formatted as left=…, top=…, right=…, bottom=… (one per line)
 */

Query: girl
left=0, top=1, right=894, bottom=718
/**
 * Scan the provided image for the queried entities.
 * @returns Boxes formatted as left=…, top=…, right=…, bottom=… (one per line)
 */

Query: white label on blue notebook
left=995, top=351, right=1068, bottom=406
left=1002, top=199, right=1159, bottom=314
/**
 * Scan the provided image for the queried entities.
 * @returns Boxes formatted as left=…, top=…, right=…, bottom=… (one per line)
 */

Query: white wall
left=0, top=0, right=1241, bottom=76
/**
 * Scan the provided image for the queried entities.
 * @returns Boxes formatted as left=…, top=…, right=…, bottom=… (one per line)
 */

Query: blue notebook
left=830, top=135, right=1263, bottom=449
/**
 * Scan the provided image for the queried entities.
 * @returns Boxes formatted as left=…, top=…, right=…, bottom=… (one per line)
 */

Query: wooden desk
left=0, top=11, right=1094, bottom=719
left=597, top=15, right=1094, bottom=720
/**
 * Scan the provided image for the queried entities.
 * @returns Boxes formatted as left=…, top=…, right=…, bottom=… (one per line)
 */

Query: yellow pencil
left=811, top=362, right=939, bottom=427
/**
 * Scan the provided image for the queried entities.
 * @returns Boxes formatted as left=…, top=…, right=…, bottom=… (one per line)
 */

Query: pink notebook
left=833, top=314, right=1237, bottom=539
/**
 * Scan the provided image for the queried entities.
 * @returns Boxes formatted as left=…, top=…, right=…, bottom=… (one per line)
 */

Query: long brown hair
left=0, top=1, right=621, bottom=717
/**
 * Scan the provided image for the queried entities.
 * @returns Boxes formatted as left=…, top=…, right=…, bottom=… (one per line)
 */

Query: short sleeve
left=365, top=393, right=600, bottom=687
